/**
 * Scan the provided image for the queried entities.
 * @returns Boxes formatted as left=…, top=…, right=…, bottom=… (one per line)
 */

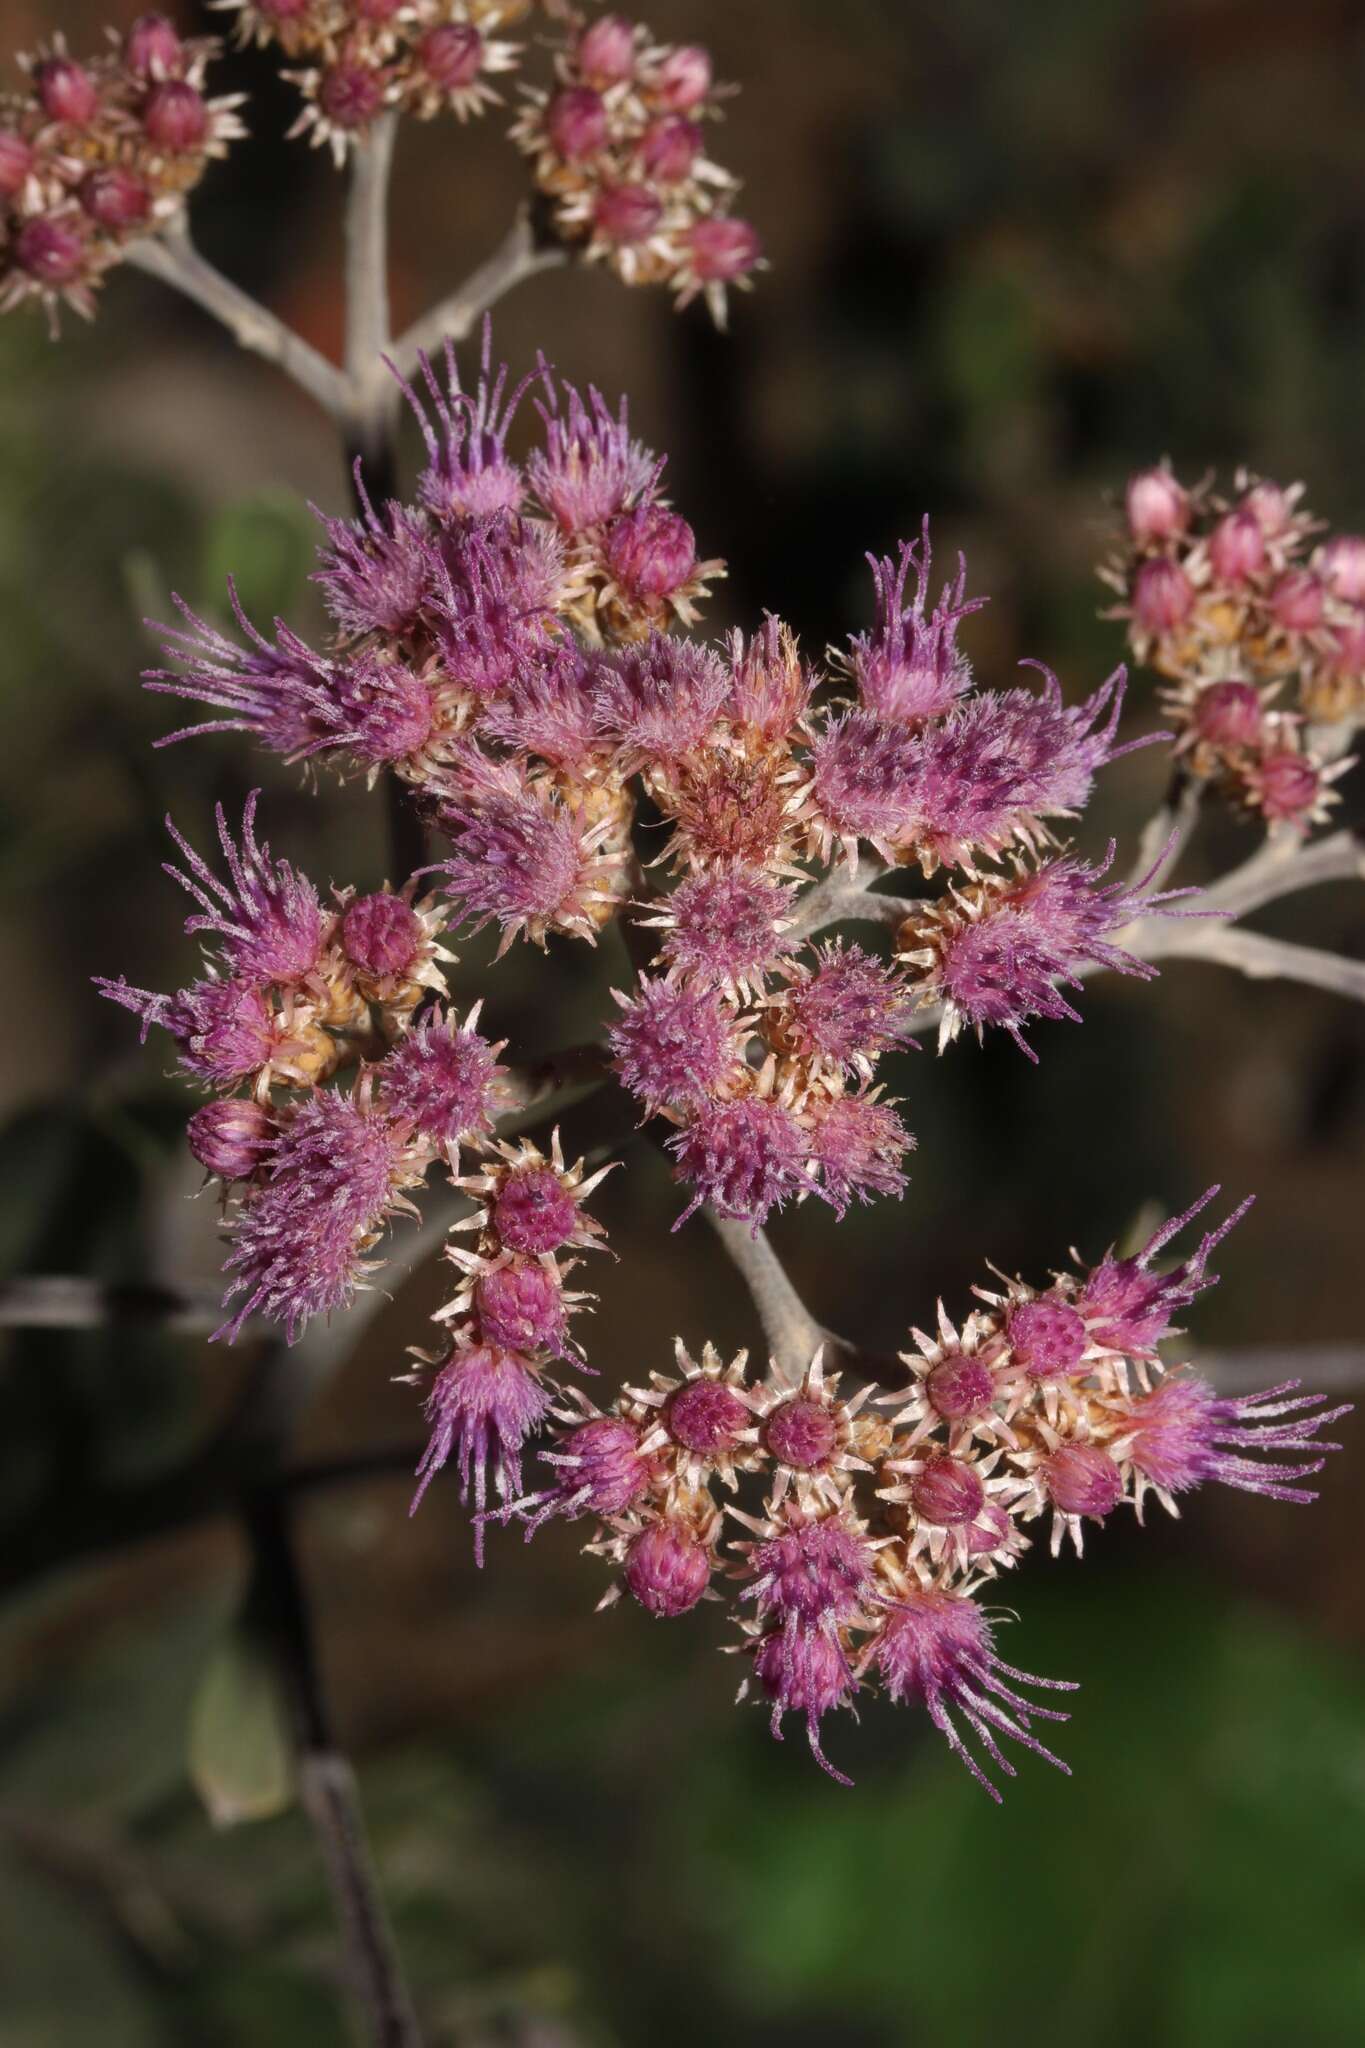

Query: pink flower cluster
left=436, top=1188, right=1347, bottom=1788
left=0, top=15, right=243, bottom=324
left=1104, top=464, right=1364, bottom=828
left=510, top=8, right=762, bottom=323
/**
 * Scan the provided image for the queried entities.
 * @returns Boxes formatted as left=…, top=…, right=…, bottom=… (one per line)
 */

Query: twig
left=788, top=861, right=915, bottom=942
left=344, top=113, right=401, bottom=475
left=1192, top=826, right=1365, bottom=923
left=1137, top=922, right=1365, bottom=1002
left=1126, top=769, right=1202, bottom=889
left=126, top=226, right=349, bottom=420
left=704, top=1211, right=824, bottom=1377
left=390, top=209, right=567, bottom=381
left=244, top=1487, right=423, bottom=2048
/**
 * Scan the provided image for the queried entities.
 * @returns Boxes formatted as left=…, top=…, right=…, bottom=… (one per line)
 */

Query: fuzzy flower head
left=804, top=1091, right=913, bottom=1216
left=591, top=632, right=728, bottom=767
left=806, top=708, right=921, bottom=859
left=162, top=791, right=325, bottom=987
left=608, top=975, right=744, bottom=1116
left=744, top=1622, right=859, bottom=1785
left=528, top=376, right=660, bottom=535
left=311, top=467, right=435, bottom=637
left=1075, top=1185, right=1254, bottom=1359
left=668, top=1092, right=816, bottom=1232
left=399, top=326, right=532, bottom=525
left=511, top=1404, right=660, bottom=1539
left=766, top=942, right=915, bottom=1078
left=377, top=1003, right=505, bottom=1150
left=145, top=586, right=355, bottom=760
left=726, top=615, right=813, bottom=745
left=842, top=518, right=985, bottom=725
left=1110, top=1374, right=1350, bottom=1513
left=410, top=1340, right=552, bottom=1564
left=650, top=866, right=796, bottom=994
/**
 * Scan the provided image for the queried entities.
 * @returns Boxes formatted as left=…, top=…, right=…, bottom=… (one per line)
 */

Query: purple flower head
left=669, top=1094, right=816, bottom=1231
left=777, top=942, right=915, bottom=1072
left=726, top=615, right=812, bottom=741
left=846, top=518, right=985, bottom=724
left=475, top=1260, right=573, bottom=1360
left=591, top=633, right=728, bottom=766
left=751, top=1623, right=858, bottom=1785
left=867, top=1588, right=1074, bottom=1801
left=424, top=522, right=550, bottom=702
left=624, top=1514, right=712, bottom=1617
left=163, top=792, right=325, bottom=987
left=95, top=972, right=282, bottom=1087
left=926, top=911, right=1082, bottom=1059
left=311, top=464, right=435, bottom=637
left=218, top=1091, right=414, bottom=1344
left=491, top=1164, right=580, bottom=1255
left=518, top=1414, right=657, bottom=1537
left=528, top=377, right=661, bottom=534
left=1006, top=1296, right=1088, bottom=1379
left=805, top=1092, right=913, bottom=1216
left=603, top=503, right=697, bottom=605
left=324, top=651, right=436, bottom=769
left=395, top=324, right=533, bottom=524
left=656, top=866, right=796, bottom=988
left=1076, top=1185, right=1254, bottom=1358
left=411, top=1342, right=552, bottom=1563
left=808, top=708, right=921, bottom=851
left=1042, top=1442, right=1125, bottom=1520
left=1118, top=1374, right=1350, bottom=1507
left=186, top=1096, right=277, bottom=1181
left=741, top=1509, right=875, bottom=1628
left=432, top=752, right=617, bottom=949
left=378, top=1008, right=503, bottom=1148
left=479, top=644, right=602, bottom=771
left=608, top=976, right=740, bottom=1115
left=455, top=510, right=567, bottom=618
left=145, top=584, right=347, bottom=759
left=340, top=892, right=426, bottom=982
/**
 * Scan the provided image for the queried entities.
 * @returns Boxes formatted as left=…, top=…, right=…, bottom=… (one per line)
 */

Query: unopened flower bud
left=1254, top=749, right=1320, bottom=823
left=625, top=1515, right=711, bottom=1615
left=1006, top=1299, right=1087, bottom=1378
left=1044, top=1442, right=1123, bottom=1519
left=576, top=12, right=637, bottom=86
left=592, top=182, right=663, bottom=246
left=417, top=25, right=484, bottom=91
left=964, top=1502, right=1014, bottom=1557
left=0, top=131, right=35, bottom=197
left=605, top=504, right=696, bottom=600
left=926, top=1354, right=996, bottom=1421
left=1318, top=534, right=1365, bottom=603
left=187, top=1097, right=276, bottom=1181
left=1125, top=466, right=1187, bottom=543
left=1192, top=679, right=1263, bottom=749
left=683, top=216, right=763, bottom=283
left=36, top=57, right=98, bottom=126
left=546, top=84, right=608, bottom=160
left=1132, top=556, right=1194, bottom=634
left=341, top=891, right=424, bottom=979
left=639, top=113, right=702, bottom=182
left=911, top=1453, right=986, bottom=1526
left=667, top=1377, right=748, bottom=1451
left=80, top=166, right=151, bottom=230
left=1269, top=569, right=1324, bottom=632
left=1208, top=507, right=1266, bottom=584
left=14, top=214, right=85, bottom=284
left=493, top=1165, right=579, bottom=1254
left=1241, top=480, right=1292, bottom=534
left=763, top=1397, right=836, bottom=1470
left=650, top=43, right=712, bottom=112
left=475, top=1261, right=567, bottom=1354
left=319, top=63, right=387, bottom=134
left=143, top=80, right=208, bottom=152
left=124, top=13, right=184, bottom=79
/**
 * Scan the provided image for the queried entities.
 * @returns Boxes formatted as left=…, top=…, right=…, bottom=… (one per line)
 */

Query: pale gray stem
left=1137, top=922, right=1365, bottom=1001
left=126, top=227, right=350, bottom=419
left=390, top=210, right=567, bottom=381
left=1126, top=772, right=1202, bottom=890
left=1193, top=827, right=1365, bottom=923
left=343, top=112, right=400, bottom=468
left=790, top=860, right=919, bottom=941
left=705, top=1210, right=825, bottom=1379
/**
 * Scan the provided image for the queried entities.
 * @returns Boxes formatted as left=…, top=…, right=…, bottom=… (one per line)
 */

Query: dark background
left=2, top=3, right=1364, bottom=2042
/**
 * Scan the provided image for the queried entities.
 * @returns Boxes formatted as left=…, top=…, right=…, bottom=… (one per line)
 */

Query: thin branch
left=1126, top=769, right=1202, bottom=890
left=126, top=226, right=349, bottom=419
left=343, top=112, right=401, bottom=472
left=704, top=1211, right=825, bottom=1378
left=788, top=861, right=916, bottom=942
left=1139, top=922, right=1365, bottom=1001
left=244, top=1487, right=423, bottom=2048
left=390, top=209, right=567, bottom=382
left=1193, top=827, right=1365, bottom=923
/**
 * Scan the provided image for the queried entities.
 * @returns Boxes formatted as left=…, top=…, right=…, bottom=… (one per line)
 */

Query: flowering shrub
left=28, top=6, right=1357, bottom=1798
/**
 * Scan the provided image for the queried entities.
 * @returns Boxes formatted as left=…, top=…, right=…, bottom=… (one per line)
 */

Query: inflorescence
left=96, top=326, right=1354, bottom=1789
left=1, top=7, right=762, bottom=327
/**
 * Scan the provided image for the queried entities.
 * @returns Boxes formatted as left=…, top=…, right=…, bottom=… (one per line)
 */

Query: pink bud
left=684, top=215, right=763, bottom=283
left=639, top=113, right=702, bottom=183
left=475, top=1261, right=566, bottom=1355
left=319, top=63, right=387, bottom=131
left=666, top=1378, right=748, bottom=1452
left=763, top=1397, right=837, bottom=1470
left=592, top=181, right=663, bottom=246
left=1192, top=679, right=1263, bottom=750
left=417, top=24, right=484, bottom=91
left=1318, top=534, right=1365, bottom=603
left=493, top=1166, right=577, bottom=1254
left=0, top=131, right=34, bottom=197
left=561, top=1416, right=652, bottom=1515
left=1241, top=480, right=1292, bottom=534
left=123, top=14, right=184, bottom=79
left=1006, top=1298, right=1087, bottom=1378
left=143, top=80, right=208, bottom=152
left=1125, top=467, right=1187, bottom=544
left=1269, top=569, right=1324, bottom=632
left=925, top=1354, right=996, bottom=1422
left=14, top=214, right=85, bottom=284
left=1132, top=556, right=1194, bottom=635
left=650, top=43, right=712, bottom=112
left=911, top=1454, right=986, bottom=1527
left=1208, top=508, right=1266, bottom=584
left=576, top=13, right=637, bottom=86
left=545, top=85, right=608, bottom=161
left=353, top=0, right=404, bottom=20
left=604, top=504, right=696, bottom=600
left=1043, top=1443, right=1123, bottom=1519
left=36, top=58, right=99, bottom=127
left=187, top=1097, right=275, bottom=1180
left=341, top=892, right=423, bottom=978
left=625, top=1516, right=711, bottom=1616
left=80, top=166, right=152, bottom=229
left=964, top=1502, right=1014, bottom=1557
left=1255, top=750, right=1320, bottom=823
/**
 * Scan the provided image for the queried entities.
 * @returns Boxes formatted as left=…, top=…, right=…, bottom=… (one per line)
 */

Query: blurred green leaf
left=199, top=493, right=316, bottom=627
left=188, top=1628, right=296, bottom=1830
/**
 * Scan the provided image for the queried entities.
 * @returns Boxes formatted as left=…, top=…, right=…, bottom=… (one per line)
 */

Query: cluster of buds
left=511, top=7, right=762, bottom=323
left=139, top=336, right=1214, bottom=1233
left=0, top=15, right=243, bottom=325
left=419, top=1187, right=1347, bottom=1788
left=1103, top=464, right=1364, bottom=830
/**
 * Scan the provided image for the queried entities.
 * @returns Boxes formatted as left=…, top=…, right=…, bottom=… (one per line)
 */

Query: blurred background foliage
left=1, top=1, right=1363, bottom=2042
